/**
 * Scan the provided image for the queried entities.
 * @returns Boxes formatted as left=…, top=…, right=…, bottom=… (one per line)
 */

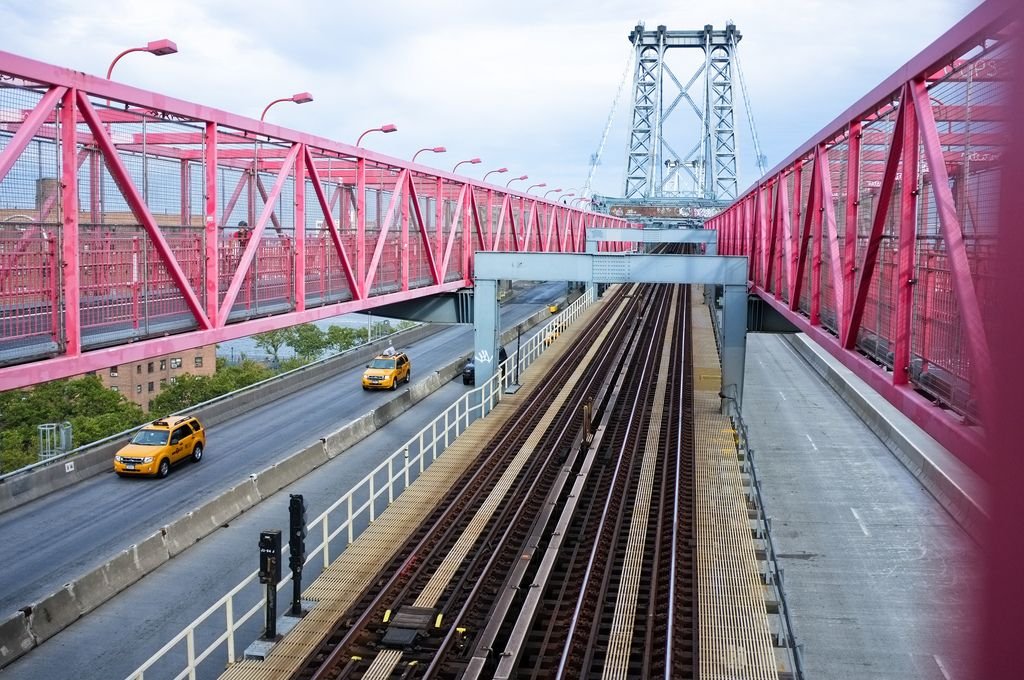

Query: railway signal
left=258, top=530, right=282, bottom=639
left=289, top=494, right=307, bottom=616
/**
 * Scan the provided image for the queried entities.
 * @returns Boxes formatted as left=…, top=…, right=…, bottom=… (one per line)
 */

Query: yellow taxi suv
left=361, top=351, right=411, bottom=390
left=114, top=415, right=206, bottom=478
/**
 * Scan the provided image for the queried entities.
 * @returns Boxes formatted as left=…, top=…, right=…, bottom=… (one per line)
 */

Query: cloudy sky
left=1, top=0, right=980, bottom=198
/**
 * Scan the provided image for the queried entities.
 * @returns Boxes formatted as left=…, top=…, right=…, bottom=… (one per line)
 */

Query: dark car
left=463, top=359, right=475, bottom=385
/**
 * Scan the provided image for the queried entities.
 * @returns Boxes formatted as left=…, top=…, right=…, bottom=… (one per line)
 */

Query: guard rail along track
left=290, top=282, right=698, bottom=679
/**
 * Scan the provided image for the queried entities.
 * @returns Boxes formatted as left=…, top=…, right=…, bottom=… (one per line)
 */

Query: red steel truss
left=0, top=53, right=637, bottom=391
left=707, top=0, right=1014, bottom=472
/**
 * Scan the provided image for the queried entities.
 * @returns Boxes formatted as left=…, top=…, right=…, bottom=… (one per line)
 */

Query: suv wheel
left=405, top=370, right=411, bottom=384
left=391, top=378, right=398, bottom=390
left=157, top=458, right=170, bottom=478
left=192, top=443, right=204, bottom=463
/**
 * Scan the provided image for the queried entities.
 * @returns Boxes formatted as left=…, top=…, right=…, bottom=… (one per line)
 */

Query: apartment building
left=98, top=345, right=217, bottom=411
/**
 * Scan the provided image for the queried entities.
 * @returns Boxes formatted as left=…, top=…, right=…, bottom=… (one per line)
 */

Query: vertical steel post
left=59, top=89, right=80, bottom=355
left=294, top=146, right=306, bottom=312
left=356, top=157, right=366, bottom=298
left=844, top=122, right=862, bottom=339
left=893, top=92, right=919, bottom=385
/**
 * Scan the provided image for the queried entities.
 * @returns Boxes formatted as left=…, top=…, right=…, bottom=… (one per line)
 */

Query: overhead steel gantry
left=472, top=251, right=748, bottom=412
left=707, top=0, right=1014, bottom=472
left=0, top=52, right=638, bottom=390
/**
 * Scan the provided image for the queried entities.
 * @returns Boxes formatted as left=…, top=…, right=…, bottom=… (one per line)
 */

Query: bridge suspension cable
left=581, top=25, right=640, bottom=199
left=730, top=26, right=768, bottom=177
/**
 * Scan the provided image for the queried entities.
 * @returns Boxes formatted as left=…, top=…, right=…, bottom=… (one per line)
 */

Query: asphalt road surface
left=0, top=281, right=567, bottom=617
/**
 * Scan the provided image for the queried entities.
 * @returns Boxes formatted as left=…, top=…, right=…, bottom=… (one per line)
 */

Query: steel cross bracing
left=706, top=0, right=1014, bottom=473
left=622, top=23, right=741, bottom=200
left=0, top=51, right=639, bottom=390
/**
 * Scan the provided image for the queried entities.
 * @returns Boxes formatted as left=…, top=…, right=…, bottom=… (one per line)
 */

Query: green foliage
left=325, top=325, right=360, bottom=354
left=277, top=356, right=309, bottom=372
left=148, top=373, right=215, bottom=417
left=285, top=324, right=327, bottom=360
left=253, top=329, right=291, bottom=363
left=0, top=375, right=146, bottom=472
left=149, top=360, right=274, bottom=416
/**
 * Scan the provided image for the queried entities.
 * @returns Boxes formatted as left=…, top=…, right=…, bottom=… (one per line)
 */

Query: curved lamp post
left=106, top=39, right=178, bottom=79
left=526, top=182, right=547, bottom=194
left=452, top=157, right=482, bottom=172
left=543, top=188, right=562, bottom=199
left=483, top=167, right=508, bottom=183
left=356, top=123, right=398, bottom=147
left=260, top=92, right=313, bottom=121
left=412, top=146, right=447, bottom=163
left=506, top=175, right=528, bottom=188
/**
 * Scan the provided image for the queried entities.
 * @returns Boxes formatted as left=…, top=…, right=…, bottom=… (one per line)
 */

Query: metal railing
left=123, top=289, right=594, bottom=680
left=722, top=395, right=806, bottom=680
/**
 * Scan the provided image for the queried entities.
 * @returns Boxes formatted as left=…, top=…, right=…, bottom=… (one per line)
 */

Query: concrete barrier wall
left=0, top=307, right=552, bottom=667
left=783, top=334, right=988, bottom=540
left=0, top=325, right=445, bottom=515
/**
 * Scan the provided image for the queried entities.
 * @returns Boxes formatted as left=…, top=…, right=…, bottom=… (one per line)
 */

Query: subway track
left=290, top=283, right=696, bottom=680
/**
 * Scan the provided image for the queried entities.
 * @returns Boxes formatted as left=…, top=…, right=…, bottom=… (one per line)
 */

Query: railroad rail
left=276, top=282, right=696, bottom=679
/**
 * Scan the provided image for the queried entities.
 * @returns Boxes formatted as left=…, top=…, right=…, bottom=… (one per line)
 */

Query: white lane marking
left=778, top=391, right=787, bottom=401
left=804, top=433, right=817, bottom=450
left=933, top=655, right=953, bottom=680
left=850, top=507, right=871, bottom=537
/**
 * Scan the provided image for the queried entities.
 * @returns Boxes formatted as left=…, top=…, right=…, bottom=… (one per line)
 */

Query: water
left=217, top=313, right=401, bottom=364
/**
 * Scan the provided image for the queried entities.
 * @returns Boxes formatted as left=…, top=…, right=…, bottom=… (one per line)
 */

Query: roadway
left=0, top=281, right=567, bottom=619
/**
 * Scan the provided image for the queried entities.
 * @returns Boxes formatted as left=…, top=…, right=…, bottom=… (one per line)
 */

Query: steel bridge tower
left=622, top=22, right=741, bottom=201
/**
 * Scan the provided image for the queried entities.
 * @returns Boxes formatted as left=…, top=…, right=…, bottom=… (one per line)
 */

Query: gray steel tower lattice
left=623, top=23, right=741, bottom=200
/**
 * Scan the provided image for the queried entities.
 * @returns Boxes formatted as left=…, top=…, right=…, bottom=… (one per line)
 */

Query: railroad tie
left=602, top=286, right=679, bottom=679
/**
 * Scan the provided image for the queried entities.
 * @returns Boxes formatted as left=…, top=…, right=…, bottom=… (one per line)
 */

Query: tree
left=285, top=324, right=327, bottom=361
left=148, top=373, right=215, bottom=416
left=253, top=329, right=291, bottom=365
left=326, top=325, right=361, bottom=354
left=0, top=375, right=146, bottom=471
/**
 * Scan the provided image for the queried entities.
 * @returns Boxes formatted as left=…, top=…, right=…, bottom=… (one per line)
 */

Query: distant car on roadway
left=362, top=351, right=411, bottom=390
left=463, top=358, right=475, bottom=385
left=114, top=415, right=205, bottom=478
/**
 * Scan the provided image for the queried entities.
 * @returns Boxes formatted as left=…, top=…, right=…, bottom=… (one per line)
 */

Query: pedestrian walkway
left=744, top=333, right=978, bottom=680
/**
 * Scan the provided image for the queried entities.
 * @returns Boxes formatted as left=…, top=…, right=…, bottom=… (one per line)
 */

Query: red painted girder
left=844, top=89, right=908, bottom=349
left=911, top=77, right=994, bottom=407
left=76, top=91, right=212, bottom=330
left=0, top=87, right=66, bottom=182
left=304, top=147, right=361, bottom=299
left=364, top=169, right=409, bottom=295
left=218, top=144, right=300, bottom=323
left=817, top=144, right=846, bottom=328
left=0, top=280, right=466, bottom=391
left=405, top=178, right=442, bottom=286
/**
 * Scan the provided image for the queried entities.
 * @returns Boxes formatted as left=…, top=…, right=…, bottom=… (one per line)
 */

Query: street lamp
left=452, top=157, right=482, bottom=173
left=412, top=146, right=447, bottom=163
left=106, top=39, right=178, bottom=79
left=356, top=124, right=398, bottom=147
left=526, top=183, right=547, bottom=194
left=483, top=167, right=509, bottom=183
left=559, top=192, right=576, bottom=203
left=260, top=92, right=314, bottom=121
left=506, top=175, right=528, bottom=188
left=543, top=188, right=562, bottom=199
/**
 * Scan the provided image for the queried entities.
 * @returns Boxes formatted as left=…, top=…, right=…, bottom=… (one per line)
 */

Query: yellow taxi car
left=114, top=415, right=206, bottom=478
left=361, top=351, right=411, bottom=390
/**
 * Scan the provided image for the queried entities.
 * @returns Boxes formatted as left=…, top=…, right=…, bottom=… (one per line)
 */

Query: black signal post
left=288, top=494, right=307, bottom=616
left=258, top=530, right=282, bottom=639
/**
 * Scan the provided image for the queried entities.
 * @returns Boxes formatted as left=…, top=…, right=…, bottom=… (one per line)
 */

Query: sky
left=0, top=0, right=982, bottom=199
